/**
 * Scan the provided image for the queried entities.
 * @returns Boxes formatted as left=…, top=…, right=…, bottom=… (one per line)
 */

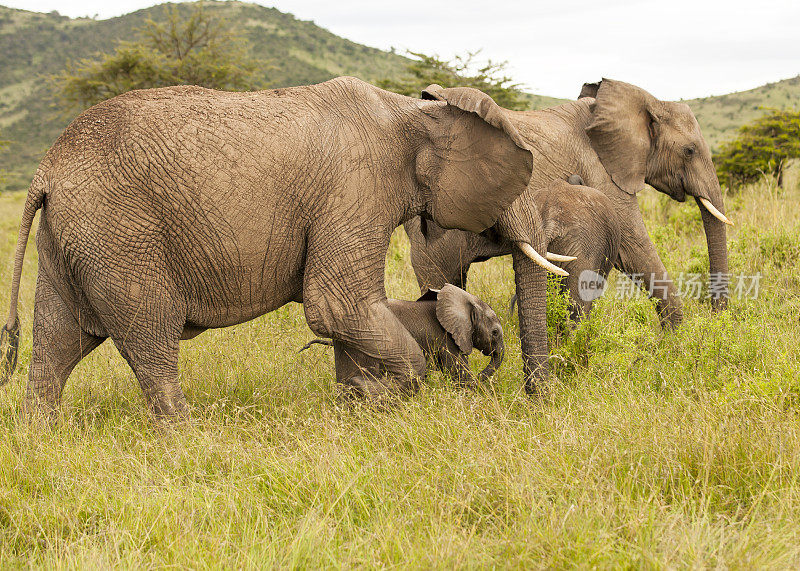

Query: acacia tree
left=715, top=108, right=800, bottom=189
left=378, top=51, right=528, bottom=111
left=54, top=6, right=266, bottom=111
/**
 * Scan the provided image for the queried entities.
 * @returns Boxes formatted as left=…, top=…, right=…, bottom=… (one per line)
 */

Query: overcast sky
left=5, top=0, right=799, bottom=100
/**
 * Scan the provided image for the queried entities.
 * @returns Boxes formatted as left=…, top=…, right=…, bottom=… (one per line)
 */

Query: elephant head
left=435, top=284, right=505, bottom=381
left=581, top=78, right=731, bottom=308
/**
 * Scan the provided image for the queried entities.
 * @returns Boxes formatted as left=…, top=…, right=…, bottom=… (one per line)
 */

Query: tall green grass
left=0, top=170, right=798, bottom=567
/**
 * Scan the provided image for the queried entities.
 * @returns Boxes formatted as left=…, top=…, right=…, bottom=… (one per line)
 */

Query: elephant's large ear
left=585, top=78, right=663, bottom=195
left=416, top=288, right=439, bottom=302
left=417, top=84, right=533, bottom=233
left=435, top=283, right=477, bottom=354
left=578, top=82, right=599, bottom=99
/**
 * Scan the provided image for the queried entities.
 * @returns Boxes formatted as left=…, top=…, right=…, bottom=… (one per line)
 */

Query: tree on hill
left=53, top=5, right=267, bottom=111
left=377, top=51, right=528, bottom=111
left=714, top=108, right=800, bottom=190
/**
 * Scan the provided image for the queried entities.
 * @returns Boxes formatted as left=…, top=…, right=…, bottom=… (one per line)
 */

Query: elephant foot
left=20, top=397, right=60, bottom=429
left=656, top=301, right=684, bottom=330
left=337, top=373, right=410, bottom=410
left=710, top=297, right=728, bottom=312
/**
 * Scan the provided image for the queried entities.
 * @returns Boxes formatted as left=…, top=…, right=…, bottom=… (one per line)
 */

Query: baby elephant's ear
left=435, top=284, right=477, bottom=354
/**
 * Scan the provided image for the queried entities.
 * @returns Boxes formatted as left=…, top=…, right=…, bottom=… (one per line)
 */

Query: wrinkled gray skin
left=505, top=176, right=620, bottom=321
left=301, top=284, right=504, bottom=397
left=535, top=178, right=620, bottom=321
left=406, top=78, right=730, bottom=393
left=1, top=77, right=542, bottom=419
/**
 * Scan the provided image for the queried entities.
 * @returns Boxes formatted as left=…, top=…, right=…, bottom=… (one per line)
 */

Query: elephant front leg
left=405, top=219, right=472, bottom=292
left=436, top=348, right=474, bottom=389
left=303, top=235, right=427, bottom=404
left=641, top=266, right=683, bottom=328
left=308, top=299, right=426, bottom=404
left=563, top=259, right=614, bottom=325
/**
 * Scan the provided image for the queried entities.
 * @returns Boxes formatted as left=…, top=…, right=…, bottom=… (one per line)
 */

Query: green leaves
left=377, top=51, right=529, bottom=111
left=52, top=5, right=267, bottom=112
left=715, top=108, right=800, bottom=190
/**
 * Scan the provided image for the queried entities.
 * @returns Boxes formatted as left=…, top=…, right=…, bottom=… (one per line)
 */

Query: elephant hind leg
left=110, top=328, right=187, bottom=419
left=102, top=286, right=188, bottom=419
left=24, top=271, right=106, bottom=419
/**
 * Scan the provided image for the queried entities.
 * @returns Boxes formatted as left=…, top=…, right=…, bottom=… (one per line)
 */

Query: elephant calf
left=508, top=176, right=621, bottom=322
left=301, top=284, right=504, bottom=397
left=537, top=177, right=621, bottom=320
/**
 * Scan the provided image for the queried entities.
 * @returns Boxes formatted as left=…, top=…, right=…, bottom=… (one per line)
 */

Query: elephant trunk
left=478, top=339, right=505, bottom=382
left=493, top=195, right=551, bottom=393
left=512, top=248, right=548, bottom=393
left=697, top=196, right=730, bottom=310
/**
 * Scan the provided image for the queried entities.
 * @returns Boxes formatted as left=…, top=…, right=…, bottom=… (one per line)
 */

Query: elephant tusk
left=699, top=198, right=733, bottom=226
left=546, top=252, right=578, bottom=262
left=518, top=242, right=569, bottom=277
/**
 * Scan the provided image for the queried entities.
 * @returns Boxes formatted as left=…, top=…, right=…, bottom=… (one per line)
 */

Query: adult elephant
left=0, top=77, right=559, bottom=419
left=407, top=79, right=732, bottom=392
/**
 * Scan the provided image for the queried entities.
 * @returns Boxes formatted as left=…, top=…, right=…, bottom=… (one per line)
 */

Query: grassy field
left=0, top=169, right=798, bottom=567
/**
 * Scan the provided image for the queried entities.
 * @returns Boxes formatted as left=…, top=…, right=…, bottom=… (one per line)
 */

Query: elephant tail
left=508, top=294, right=518, bottom=317
left=1, top=177, right=46, bottom=385
left=298, top=338, right=333, bottom=353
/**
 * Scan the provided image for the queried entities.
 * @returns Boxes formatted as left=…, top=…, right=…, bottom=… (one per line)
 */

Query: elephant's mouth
left=477, top=342, right=505, bottom=381
left=647, top=175, right=686, bottom=202
left=482, top=343, right=503, bottom=358
left=673, top=176, right=687, bottom=202
left=662, top=175, right=734, bottom=226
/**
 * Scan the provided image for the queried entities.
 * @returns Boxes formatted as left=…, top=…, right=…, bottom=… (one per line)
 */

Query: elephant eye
left=683, top=146, right=695, bottom=159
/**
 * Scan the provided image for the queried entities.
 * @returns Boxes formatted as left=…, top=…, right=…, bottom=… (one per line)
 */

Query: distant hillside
left=0, top=1, right=796, bottom=191
left=521, top=91, right=568, bottom=110
left=0, top=1, right=413, bottom=190
left=685, top=76, right=800, bottom=151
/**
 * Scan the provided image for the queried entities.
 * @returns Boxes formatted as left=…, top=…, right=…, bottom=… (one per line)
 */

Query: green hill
left=0, top=1, right=413, bottom=191
left=685, top=76, right=800, bottom=151
left=0, top=1, right=797, bottom=191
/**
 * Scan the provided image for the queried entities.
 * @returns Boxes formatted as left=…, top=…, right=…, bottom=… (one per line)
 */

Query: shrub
left=715, top=108, right=800, bottom=190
